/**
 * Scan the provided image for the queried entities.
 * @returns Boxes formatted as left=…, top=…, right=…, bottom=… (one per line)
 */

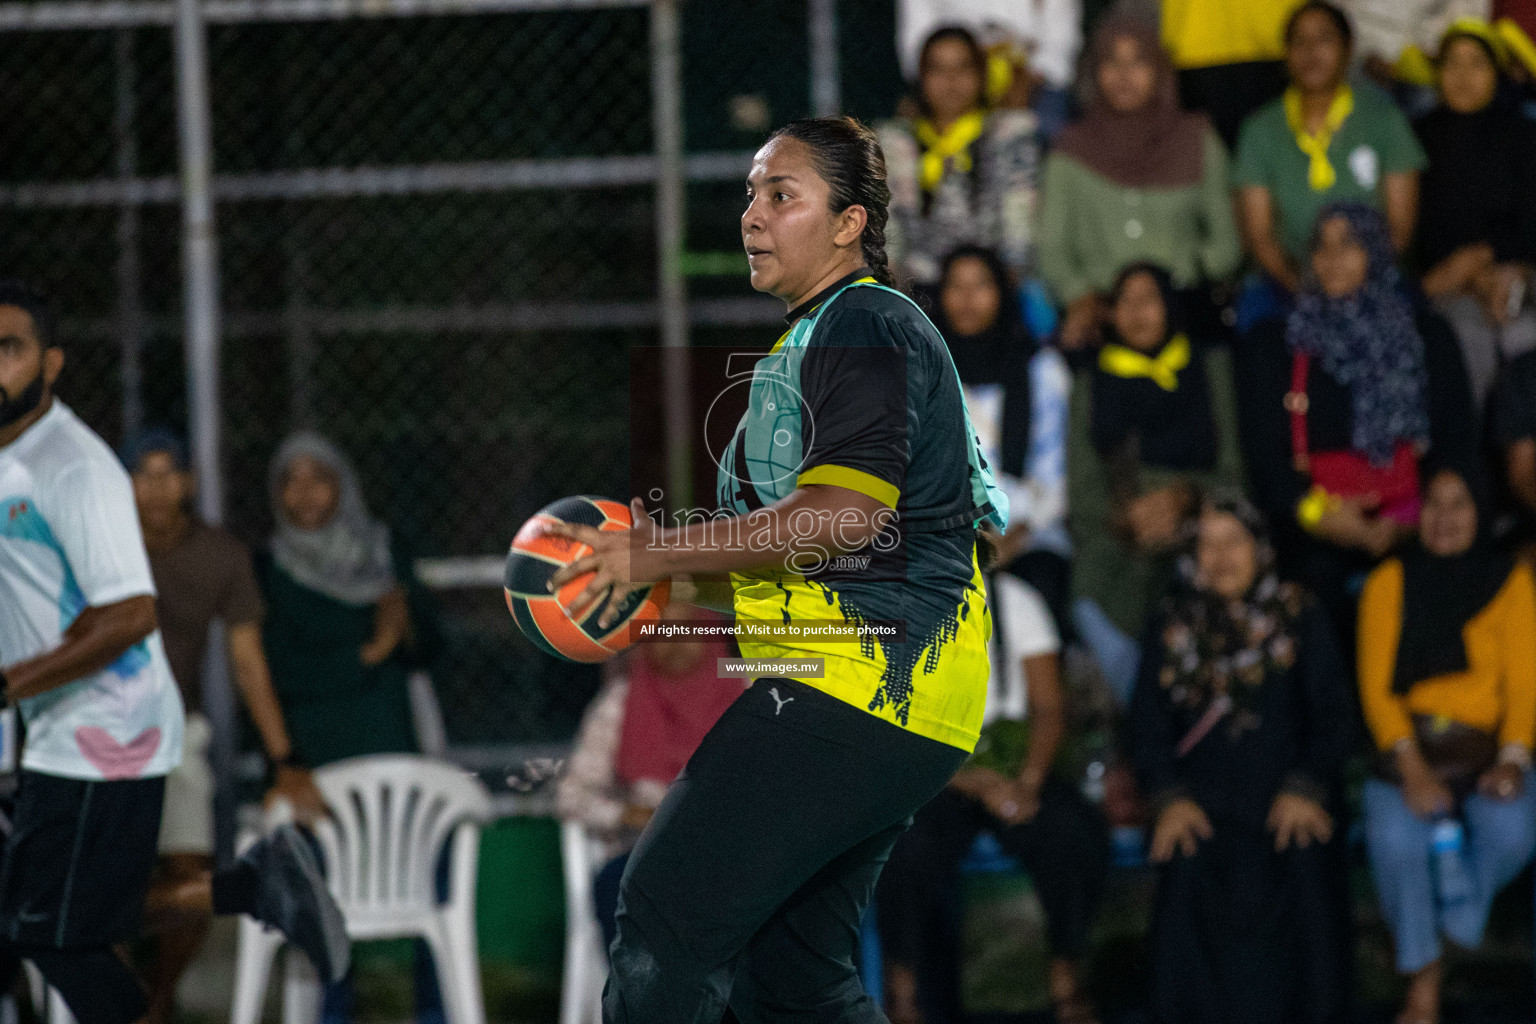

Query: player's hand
left=547, top=498, right=656, bottom=629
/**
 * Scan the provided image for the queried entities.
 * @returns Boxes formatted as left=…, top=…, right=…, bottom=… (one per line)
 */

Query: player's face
left=742, top=137, right=848, bottom=304
left=1420, top=470, right=1479, bottom=557
left=0, top=305, right=60, bottom=431
left=939, top=256, right=1001, bottom=337
left=1109, top=271, right=1168, bottom=352
left=1287, top=9, right=1349, bottom=94
left=1195, top=508, right=1259, bottom=601
left=280, top=455, right=341, bottom=532
left=1440, top=37, right=1498, bottom=115
left=132, top=451, right=194, bottom=526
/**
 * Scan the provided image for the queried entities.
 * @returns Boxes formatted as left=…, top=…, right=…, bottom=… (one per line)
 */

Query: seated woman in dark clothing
left=1415, top=20, right=1536, bottom=412
left=934, top=245, right=1072, bottom=635
left=1067, top=263, right=1245, bottom=705
left=263, top=431, right=438, bottom=1024
left=877, top=572, right=1109, bottom=1024
left=1132, top=494, right=1352, bottom=1024
left=262, top=431, right=419, bottom=767
left=1236, top=201, right=1478, bottom=643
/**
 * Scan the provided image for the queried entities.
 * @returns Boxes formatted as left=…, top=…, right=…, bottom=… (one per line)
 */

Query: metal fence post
left=808, top=0, right=840, bottom=117
left=174, top=0, right=223, bottom=525
left=651, top=0, right=691, bottom=512
left=174, top=0, right=237, bottom=863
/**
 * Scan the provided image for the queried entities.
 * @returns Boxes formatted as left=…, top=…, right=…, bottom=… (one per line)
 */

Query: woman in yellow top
left=549, top=116, right=1000, bottom=1023
left=1358, top=466, right=1536, bottom=1024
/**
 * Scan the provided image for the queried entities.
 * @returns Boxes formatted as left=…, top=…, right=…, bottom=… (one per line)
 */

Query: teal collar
left=783, top=267, right=873, bottom=325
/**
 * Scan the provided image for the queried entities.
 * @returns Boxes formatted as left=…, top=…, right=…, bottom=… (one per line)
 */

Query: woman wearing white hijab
left=261, top=432, right=417, bottom=767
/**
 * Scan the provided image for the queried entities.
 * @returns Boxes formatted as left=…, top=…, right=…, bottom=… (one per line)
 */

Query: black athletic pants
left=0, top=771, right=165, bottom=1024
left=603, top=677, right=969, bottom=1024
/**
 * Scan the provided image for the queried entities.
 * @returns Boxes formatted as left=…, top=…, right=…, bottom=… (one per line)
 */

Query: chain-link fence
left=0, top=0, right=905, bottom=757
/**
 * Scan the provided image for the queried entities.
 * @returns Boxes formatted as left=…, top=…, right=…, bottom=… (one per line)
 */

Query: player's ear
left=833, top=204, right=868, bottom=249
left=42, top=346, right=64, bottom=386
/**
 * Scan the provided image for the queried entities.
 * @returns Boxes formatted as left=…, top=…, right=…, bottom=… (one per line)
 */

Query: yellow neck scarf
left=915, top=111, right=987, bottom=192
left=1284, top=85, right=1354, bottom=192
left=1098, top=333, right=1191, bottom=392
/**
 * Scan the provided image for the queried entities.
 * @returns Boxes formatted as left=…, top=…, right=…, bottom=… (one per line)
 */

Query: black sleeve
left=1234, top=320, right=1311, bottom=524
left=1418, top=310, right=1479, bottom=478
left=795, top=305, right=910, bottom=505
left=1129, top=616, right=1186, bottom=810
left=1286, top=604, right=1355, bottom=802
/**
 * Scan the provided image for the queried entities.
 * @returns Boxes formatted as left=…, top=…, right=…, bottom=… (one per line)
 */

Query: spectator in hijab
left=1132, top=494, right=1351, bottom=1024
left=934, top=246, right=1071, bottom=632
left=1236, top=202, right=1477, bottom=642
left=877, top=571, right=1108, bottom=1024
left=1235, top=2, right=1426, bottom=296
left=261, top=432, right=419, bottom=766
left=1345, top=0, right=1491, bottom=108
left=1161, top=0, right=1303, bottom=150
left=1068, top=263, right=1245, bottom=705
left=1038, top=15, right=1241, bottom=350
left=895, top=0, right=1083, bottom=140
left=1358, top=466, right=1536, bottom=1024
left=880, top=26, right=1042, bottom=292
left=122, top=428, right=324, bottom=1024
left=556, top=599, right=744, bottom=951
left=1415, top=19, right=1536, bottom=412
left=262, top=432, right=442, bottom=1024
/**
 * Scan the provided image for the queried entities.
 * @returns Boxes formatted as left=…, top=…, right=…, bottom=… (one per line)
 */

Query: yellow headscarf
left=914, top=110, right=987, bottom=192
left=1097, top=333, right=1192, bottom=392
left=1284, top=85, right=1354, bottom=192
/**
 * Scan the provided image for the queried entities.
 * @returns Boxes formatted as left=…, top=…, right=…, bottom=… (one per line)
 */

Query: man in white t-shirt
left=0, top=283, right=347, bottom=1024
left=875, top=573, right=1110, bottom=1024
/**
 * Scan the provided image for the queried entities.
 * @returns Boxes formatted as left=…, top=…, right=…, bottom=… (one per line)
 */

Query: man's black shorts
left=0, top=770, right=165, bottom=948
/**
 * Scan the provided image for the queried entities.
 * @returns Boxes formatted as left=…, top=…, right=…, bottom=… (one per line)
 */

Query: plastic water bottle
left=1431, top=818, right=1476, bottom=908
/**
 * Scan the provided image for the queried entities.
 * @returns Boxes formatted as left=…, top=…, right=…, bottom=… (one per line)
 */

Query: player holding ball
left=547, top=116, right=1007, bottom=1023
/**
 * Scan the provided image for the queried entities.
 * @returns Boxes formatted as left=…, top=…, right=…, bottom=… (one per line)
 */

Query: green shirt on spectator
left=1038, top=127, right=1242, bottom=306
left=1234, top=83, right=1425, bottom=263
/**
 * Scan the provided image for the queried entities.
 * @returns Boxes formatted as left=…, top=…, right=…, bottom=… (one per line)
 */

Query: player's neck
left=783, top=255, right=867, bottom=315
left=0, top=393, right=54, bottom=450
left=142, top=511, right=193, bottom=554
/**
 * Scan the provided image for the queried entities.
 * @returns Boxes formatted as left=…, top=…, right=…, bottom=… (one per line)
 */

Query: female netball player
left=548, top=116, right=1003, bottom=1023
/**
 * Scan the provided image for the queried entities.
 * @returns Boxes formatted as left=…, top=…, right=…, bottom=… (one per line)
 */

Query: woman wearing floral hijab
left=261, top=431, right=419, bottom=767
left=1235, top=201, right=1477, bottom=641
left=1131, top=494, right=1352, bottom=1024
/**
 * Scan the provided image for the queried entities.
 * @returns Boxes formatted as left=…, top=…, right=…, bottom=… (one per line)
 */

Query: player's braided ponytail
left=769, top=116, right=896, bottom=288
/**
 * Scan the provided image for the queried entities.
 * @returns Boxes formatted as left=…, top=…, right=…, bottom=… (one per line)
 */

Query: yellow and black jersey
left=717, top=271, right=994, bottom=752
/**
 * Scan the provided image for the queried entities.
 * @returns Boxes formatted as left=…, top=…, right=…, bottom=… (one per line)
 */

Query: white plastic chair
left=21, top=965, right=73, bottom=1024
left=558, top=819, right=609, bottom=1024
left=231, top=754, right=494, bottom=1024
